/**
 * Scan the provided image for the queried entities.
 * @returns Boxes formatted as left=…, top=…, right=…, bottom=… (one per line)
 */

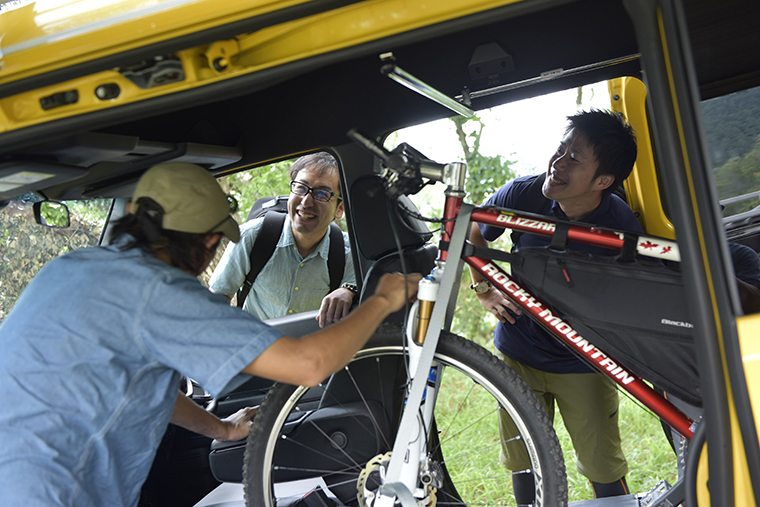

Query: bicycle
left=241, top=132, right=698, bottom=507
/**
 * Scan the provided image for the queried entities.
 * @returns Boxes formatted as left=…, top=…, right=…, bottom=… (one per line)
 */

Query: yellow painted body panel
left=654, top=7, right=757, bottom=506
left=736, top=312, right=760, bottom=507
left=0, top=0, right=312, bottom=84
left=691, top=394, right=760, bottom=507
left=739, top=313, right=760, bottom=447
left=609, top=76, right=676, bottom=239
left=0, top=0, right=523, bottom=134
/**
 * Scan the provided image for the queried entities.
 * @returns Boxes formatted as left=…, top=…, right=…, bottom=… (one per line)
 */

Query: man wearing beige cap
left=0, top=162, right=420, bottom=507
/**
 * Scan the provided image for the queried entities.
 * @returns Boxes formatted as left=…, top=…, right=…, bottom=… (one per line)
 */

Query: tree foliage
left=446, top=114, right=517, bottom=345
left=217, top=160, right=294, bottom=221
left=0, top=202, right=104, bottom=320
left=451, top=115, right=518, bottom=204
left=713, top=135, right=760, bottom=215
left=701, top=86, right=760, bottom=168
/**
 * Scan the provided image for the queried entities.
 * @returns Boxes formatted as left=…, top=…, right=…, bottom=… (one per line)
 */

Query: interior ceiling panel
left=3, top=0, right=759, bottom=200
left=99, top=0, right=641, bottom=163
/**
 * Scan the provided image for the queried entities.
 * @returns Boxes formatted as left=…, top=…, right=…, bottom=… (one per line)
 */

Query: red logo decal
left=640, top=240, right=659, bottom=250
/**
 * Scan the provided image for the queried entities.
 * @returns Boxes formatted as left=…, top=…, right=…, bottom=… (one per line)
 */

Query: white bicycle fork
left=372, top=204, right=474, bottom=507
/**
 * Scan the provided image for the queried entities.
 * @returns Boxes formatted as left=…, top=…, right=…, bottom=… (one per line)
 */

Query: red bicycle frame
left=440, top=194, right=696, bottom=439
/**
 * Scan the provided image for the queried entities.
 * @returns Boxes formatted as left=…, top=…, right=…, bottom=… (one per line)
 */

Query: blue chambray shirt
left=209, top=215, right=355, bottom=320
left=0, top=238, right=283, bottom=507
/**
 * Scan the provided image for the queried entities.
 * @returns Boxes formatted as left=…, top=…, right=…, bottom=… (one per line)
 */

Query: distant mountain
left=701, top=86, right=760, bottom=167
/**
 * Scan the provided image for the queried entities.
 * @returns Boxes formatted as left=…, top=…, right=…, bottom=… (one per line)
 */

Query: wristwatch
left=341, top=283, right=358, bottom=295
left=469, top=280, right=492, bottom=294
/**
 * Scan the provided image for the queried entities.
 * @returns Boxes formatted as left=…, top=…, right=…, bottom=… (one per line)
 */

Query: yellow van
left=1, top=1, right=759, bottom=506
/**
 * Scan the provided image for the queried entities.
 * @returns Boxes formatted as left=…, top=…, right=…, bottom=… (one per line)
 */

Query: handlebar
left=347, top=129, right=461, bottom=198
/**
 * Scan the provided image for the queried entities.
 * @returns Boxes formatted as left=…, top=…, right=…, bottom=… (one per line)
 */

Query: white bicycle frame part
left=374, top=204, right=474, bottom=507
left=395, top=274, right=444, bottom=500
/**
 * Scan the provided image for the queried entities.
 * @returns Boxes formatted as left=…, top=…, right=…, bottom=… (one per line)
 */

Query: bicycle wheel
left=244, top=323, right=567, bottom=506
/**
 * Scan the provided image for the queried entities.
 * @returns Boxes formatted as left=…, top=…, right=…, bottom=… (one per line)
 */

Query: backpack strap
left=327, top=222, right=345, bottom=292
left=510, top=173, right=549, bottom=247
left=236, top=212, right=286, bottom=308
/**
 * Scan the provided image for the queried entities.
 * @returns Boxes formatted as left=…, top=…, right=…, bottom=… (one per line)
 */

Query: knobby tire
left=243, top=323, right=568, bottom=506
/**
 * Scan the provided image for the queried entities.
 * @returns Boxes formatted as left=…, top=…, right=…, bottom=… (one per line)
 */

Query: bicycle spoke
left=272, top=465, right=360, bottom=477
left=277, top=433, right=362, bottom=472
left=246, top=330, right=567, bottom=507
left=303, top=418, right=364, bottom=470
left=437, top=405, right=500, bottom=449
left=439, top=438, right=504, bottom=464
left=440, top=472, right=513, bottom=484
left=342, top=363, right=392, bottom=450
left=437, top=374, right=478, bottom=442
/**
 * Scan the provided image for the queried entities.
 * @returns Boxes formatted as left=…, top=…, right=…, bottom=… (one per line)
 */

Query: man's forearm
left=314, top=292, right=395, bottom=372
left=170, top=391, right=227, bottom=440
left=209, top=288, right=234, bottom=301
left=245, top=292, right=395, bottom=386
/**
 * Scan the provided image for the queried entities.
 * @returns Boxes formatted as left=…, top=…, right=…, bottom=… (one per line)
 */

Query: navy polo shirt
left=480, top=174, right=644, bottom=373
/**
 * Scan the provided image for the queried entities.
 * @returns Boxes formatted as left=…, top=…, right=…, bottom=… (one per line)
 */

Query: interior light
left=381, top=58, right=475, bottom=118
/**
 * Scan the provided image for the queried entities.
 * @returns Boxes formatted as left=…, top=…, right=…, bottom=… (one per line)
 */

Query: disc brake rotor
left=356, top=452, right=437, bottom=507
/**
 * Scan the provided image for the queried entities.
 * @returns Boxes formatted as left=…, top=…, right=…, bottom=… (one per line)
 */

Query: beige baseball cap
left=131, top=162, right=240, bottom=242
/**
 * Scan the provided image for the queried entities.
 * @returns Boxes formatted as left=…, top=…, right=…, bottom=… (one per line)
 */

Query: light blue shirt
left=209, top=215, right=355, bottom=320
left=0, top=239, right=283, bottom=507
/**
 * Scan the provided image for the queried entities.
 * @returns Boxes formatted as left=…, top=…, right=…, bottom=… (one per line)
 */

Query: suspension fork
left=393, top=269, right=445, bottom=501
left=374, top=199, right=471, bottom=506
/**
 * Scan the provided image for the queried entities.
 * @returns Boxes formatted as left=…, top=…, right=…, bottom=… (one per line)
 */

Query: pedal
left=639, top=480, right=673, bottom=507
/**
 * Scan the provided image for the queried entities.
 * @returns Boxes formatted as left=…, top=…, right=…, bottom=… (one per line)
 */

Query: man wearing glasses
left=210, top=152, right=356, bottom=327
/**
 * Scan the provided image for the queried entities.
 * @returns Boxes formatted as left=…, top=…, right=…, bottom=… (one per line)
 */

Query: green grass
left=432, top=285, right=679, bottom=504
left=433, top=327, right=678, bottom=504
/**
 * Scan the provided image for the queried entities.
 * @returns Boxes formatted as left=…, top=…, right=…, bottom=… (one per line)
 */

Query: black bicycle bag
left=511, top=244, right=701, bottom=406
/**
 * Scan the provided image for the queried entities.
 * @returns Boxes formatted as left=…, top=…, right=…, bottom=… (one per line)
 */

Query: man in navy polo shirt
left=469, top=109, right=640, bottom=503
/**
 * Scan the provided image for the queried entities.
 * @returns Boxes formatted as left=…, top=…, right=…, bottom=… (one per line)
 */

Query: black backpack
left=235, top=195, right=345, bottom=308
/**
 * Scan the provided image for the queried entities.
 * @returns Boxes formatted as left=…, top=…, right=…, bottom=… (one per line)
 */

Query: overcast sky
left=388, top=80, right=612, bottom=178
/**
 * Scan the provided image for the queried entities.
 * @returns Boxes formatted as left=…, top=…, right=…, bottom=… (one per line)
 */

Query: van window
left=206, top=153, right=346, bottom=294
left=703, top=84, right=760, bottom=249
left=0, top=198, right=112, bottom=321
left=384, top=81, right=610, bottom=237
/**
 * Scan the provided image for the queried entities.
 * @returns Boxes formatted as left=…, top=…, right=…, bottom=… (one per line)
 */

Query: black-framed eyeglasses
left=290, top=181, right=342, bottom=203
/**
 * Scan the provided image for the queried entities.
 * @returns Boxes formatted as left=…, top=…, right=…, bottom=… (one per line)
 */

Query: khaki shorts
left=497, top=352, right=629, bottom=483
